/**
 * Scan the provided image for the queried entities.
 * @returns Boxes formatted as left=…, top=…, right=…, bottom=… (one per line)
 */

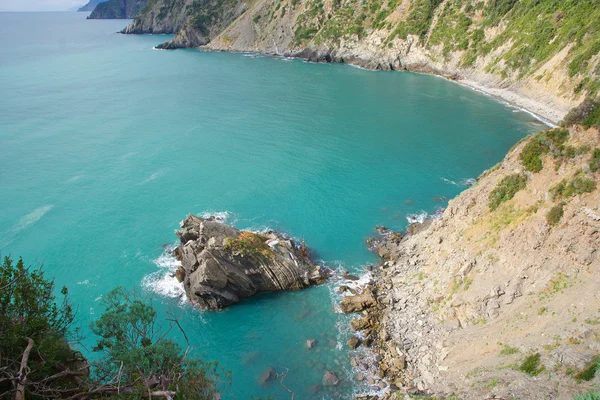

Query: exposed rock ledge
left=173, top=215, right=328, bottom=309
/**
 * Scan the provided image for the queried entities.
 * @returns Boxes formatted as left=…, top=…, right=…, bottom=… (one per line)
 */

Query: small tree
left=0, top=256, right=84, bottom=399
left=91, top=287, right=228, bottom=399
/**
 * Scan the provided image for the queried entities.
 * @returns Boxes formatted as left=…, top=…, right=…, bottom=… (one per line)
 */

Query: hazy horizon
left=0, top=0, right=85, bottom=12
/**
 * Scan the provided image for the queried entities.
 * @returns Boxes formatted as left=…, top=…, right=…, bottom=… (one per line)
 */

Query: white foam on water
left=198, top=210, right=232, bottom=223
left=142, top=245, right=187, bottom=302
left=442, top=176, right=476, bottom=187
left=141, top=170, right=162, bottom=184
left=406, top=211, right=428, bottom=224
left=67, top=175, right=82, bottom=183
left=461, top=178, right=476, bottom=186
left=323, top=266, right=388, bottom=397
left=0, top=205, right=54, bottom=248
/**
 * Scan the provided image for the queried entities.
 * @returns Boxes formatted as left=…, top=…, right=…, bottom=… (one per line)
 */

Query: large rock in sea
left=173, top=215, right=328, bottom=309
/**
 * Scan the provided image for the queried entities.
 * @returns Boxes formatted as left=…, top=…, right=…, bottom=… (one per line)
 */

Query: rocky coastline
left=172, top=214, right=328, bottom=309
left=117, top=0, right=600, bottom=126
left=342, top=120, right=600, bottom=399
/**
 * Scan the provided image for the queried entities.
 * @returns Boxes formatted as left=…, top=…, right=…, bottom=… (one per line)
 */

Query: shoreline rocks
left=173, top=214, right=328, bottom=309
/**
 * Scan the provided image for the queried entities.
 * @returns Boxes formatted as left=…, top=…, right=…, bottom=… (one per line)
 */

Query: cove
left=0, top=12, right=542, bottom=399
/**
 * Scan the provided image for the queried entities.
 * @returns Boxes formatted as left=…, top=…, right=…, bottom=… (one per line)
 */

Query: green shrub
left=550, top=174, right=597, bottom=198
left=519, top=353, right=544, bottom=376
left=546, top=128, right=570, bottom=147
left=500, top=344, right=519, bottom=355
left=224, top=231, right=274, bottom=257
left=575, top=390, right=600, bottom=400
left=546, top=204, right=564, bottom=226
left=570, top=176, right=597, bottom=194
left=574, top=355, right=600, bottom=382
left=563, top=98, right=600, bottom=129
left=565, top=145, right=589, bottom=159
left=520, top=129, right=569, bottom=172
left=590, top=148, right=600, bottom=172
left=489, top=173, right=527, bottom=210
left=520, top=138, right=545, bottom=172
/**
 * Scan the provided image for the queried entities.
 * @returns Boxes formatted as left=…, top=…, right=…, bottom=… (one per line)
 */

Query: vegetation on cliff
left=0, top=256, right=224, bottom=399
left=125, top=0, right=600, bottom=105
left=88, top=0, right=148, bottom=19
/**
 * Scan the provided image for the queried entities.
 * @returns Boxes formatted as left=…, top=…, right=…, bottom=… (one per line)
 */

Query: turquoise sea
left=0, top=12, right=543, bottom=399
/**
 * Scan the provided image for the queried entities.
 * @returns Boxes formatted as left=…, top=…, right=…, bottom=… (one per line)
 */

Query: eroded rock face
left=173, top=215, right=327, bottom=309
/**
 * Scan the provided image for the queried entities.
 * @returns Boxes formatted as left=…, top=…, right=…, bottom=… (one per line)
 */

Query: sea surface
left=0, top=12, right=543, bottom=399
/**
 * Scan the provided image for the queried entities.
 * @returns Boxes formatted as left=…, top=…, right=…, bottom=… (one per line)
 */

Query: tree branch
left=14, top=337, right=34, bottom=400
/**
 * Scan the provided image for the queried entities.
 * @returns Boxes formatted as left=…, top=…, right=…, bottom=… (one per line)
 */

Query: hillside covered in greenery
left=88, top=0, right=148, bottom=19
left=125, top=0, right=599, bottom=111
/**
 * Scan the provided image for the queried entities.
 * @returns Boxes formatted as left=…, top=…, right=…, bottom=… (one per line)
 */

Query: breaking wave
left=142, top=244, right=186, bottom=302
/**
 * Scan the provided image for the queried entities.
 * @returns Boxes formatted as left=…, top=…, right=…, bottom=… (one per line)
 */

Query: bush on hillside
left=546, top=204, right=564, bottom=226
left=563, top=98, right=600, bottom=129
left=550, top=174, right=597, bottom=199
left=519, top=353, right=544, bottom=376
left=489, top=173, right=528, bottom=211
left=574, top=355, right=600, bottom=382
left=519, top=128, right=570, bottom=172
left=590, top=148, right=600, bottom=172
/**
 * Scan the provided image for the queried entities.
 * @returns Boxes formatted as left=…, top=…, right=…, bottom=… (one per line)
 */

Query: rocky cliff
left=343, top=102, right=600, bottom=399
left=172, top=215, right=328, bottom=309
left=88, top=0, right=148, bottom=19
left=78, top=0, right=108, bottom=12
left=122, top=0, right=600, bottom=123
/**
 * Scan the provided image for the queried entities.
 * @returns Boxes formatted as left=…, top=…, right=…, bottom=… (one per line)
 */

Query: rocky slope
left=122, top=0, right=600, bottom=123
left=78, top=0, right=108, bottom=12
left=172, top=215, right=328, bottom=309
left=88, top=0, right=148, bottom=19
left=342, top=103, right=600, bottom=398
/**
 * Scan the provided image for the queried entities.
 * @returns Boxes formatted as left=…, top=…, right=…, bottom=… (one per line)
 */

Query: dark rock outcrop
left=88, top=0, right=147, bottom=19
left=173, top=215, right=328, bottom=309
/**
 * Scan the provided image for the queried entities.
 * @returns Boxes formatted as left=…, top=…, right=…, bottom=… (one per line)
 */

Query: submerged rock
left=322, top=370, right=340, bottom=386
left=259, top=367, right=276, bottom=384
left=173, top=214, right=328, bottom=309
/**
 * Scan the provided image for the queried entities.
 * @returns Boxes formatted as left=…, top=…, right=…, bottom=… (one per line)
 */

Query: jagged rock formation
left=88, top=0, right=147, bottom=19
left=172, top=215, right=328, bottom=309
left=350, top=110, right=600, bottom=398
left=78, top=0, right=108, bottom=12
left=122, top=0, right=600, bottom=123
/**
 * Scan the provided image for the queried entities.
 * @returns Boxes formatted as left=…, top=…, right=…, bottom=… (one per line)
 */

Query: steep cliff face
left=122, top=0, right=600, bottom=123
left=88, top=0, right=148, bottom=19
left=121, top=0, right=191, bottom=34
left=357, top=103, right=600, bottom=398
left=121, top=0, right=246, bottom=45
left=78, top=0, right=108, bottom=12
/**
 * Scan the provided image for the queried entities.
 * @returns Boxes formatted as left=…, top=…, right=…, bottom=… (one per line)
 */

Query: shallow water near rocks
left=0, top=12, right=542, bottom=398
